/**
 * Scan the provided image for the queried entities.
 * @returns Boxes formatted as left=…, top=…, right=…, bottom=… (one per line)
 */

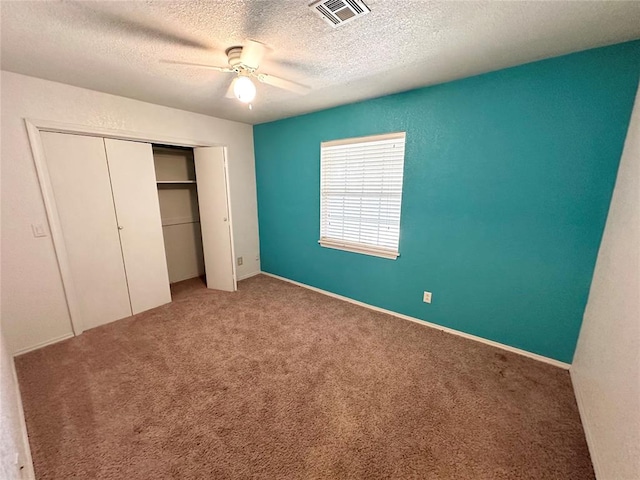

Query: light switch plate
left=31, top=223, right=47, bottom=237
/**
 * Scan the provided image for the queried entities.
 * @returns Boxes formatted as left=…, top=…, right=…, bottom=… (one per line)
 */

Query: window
left=319, top=132, right=406, bottom=259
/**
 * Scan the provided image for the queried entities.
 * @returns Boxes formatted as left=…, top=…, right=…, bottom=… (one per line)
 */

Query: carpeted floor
left=16, top=274, right=594, bottom=479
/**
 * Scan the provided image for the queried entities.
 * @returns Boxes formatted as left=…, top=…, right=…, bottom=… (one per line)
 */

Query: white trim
left=26, top=121, right=85, bottom=335
left=12, top=333, right=75, bottom=357
left=10, top=358, right=36, bottom=479
left=570, top=370, right=603, bottom=478
left=260, top=272, right=571, bottom=369
left=322, top=131, right=405, bottom=147
left=222, top=150, right=238, bottom=292
left=319, top=239, right=399, bottom=260
left=26, top=118, right=219, bottom=148
left=237, top=270, right=261, bottom=281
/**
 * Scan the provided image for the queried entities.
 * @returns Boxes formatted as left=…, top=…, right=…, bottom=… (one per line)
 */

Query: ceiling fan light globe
left=233, top=76, right=256, bottom=103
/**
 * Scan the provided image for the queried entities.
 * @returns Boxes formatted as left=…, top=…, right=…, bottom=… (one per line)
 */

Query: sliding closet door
left=41, top=132, right=132, bottom=329
left=194, top=147, right=237, bottom=292
left=104, top=139, right=171, bottom=314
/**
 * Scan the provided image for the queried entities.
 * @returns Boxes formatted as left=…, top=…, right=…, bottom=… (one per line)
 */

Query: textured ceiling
left=2, top=1, right=640, bottom=125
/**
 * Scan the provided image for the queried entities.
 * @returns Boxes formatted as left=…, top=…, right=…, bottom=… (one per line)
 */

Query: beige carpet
left=16, top=274, right=594, bottom=479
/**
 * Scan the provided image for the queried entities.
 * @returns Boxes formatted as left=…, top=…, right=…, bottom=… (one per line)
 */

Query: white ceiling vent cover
left=309, top=0, right=370, bottom=28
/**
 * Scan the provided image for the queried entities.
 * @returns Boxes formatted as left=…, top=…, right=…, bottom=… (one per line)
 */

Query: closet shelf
left=156, top=180, right=196, bottom=184
left=161, top=216, right=200, bottom=227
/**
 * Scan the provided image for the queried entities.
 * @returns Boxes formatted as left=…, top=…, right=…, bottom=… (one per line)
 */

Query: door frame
left=25, top=118, right=238, bottom=336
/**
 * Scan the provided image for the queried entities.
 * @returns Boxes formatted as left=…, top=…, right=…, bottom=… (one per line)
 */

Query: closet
left=39, top=131, right=236, bottom=335
left=41, top=132, right=171, bottom=330
left=153, top=146, right=205, bottom=284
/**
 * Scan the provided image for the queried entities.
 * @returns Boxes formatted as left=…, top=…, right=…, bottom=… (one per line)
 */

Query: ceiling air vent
left=309, top=0, right=370, bottom=28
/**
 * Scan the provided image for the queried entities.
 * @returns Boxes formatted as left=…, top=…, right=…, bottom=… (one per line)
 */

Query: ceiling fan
left=163, top=40, right=310, bottom=105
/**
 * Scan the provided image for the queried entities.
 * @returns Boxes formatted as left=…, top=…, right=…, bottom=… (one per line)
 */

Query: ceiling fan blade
left=240, top=40, right=267, bottom=69
left=225, top=78, right=237, bottom=99
left=161, top=60, right=233, bottom=73
left=69, top=3, right=212, bottom=50
left=256, top=73, right=310, bottom=95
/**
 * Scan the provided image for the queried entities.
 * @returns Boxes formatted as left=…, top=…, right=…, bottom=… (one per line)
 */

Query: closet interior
left=152, top=146, right=205, bottom=285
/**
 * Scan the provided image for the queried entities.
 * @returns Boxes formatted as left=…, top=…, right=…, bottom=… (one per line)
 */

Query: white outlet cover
left=423, top=291, right=432, bottom=303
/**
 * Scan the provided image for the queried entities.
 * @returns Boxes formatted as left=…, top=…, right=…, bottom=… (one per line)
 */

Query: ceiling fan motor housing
left=225, top=46, right=245, bottom=70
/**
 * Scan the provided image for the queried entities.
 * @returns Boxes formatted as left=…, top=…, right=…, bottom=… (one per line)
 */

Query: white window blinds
left=319, top=132, right=406, bottom=259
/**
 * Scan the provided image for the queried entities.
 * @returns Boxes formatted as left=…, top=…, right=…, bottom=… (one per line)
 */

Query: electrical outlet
left=237, top=256, right=243, bottom=266
left=423, top=291, right=432, bottom=304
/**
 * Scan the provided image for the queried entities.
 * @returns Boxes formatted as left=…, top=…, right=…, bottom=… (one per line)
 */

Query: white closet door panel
left=104, top=139, right=172, bottom=314
left=40, top=132, right=132, bottom=329
left=194, top=147, right=236, bottom=292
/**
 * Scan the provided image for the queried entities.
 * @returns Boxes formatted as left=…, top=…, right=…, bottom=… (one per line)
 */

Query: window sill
left=318, top=239, right=399, bottom=260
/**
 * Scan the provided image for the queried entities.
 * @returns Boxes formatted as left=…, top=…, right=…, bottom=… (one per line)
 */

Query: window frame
left=318, top=132, right=406, bottom=260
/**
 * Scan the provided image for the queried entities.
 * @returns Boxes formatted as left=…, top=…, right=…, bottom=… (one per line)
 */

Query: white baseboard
left=237, top=271, right=261, bottom=281
left=261, top=272, right=571, bottom=370
left=12, top=332, right=74, bottom=357
left=570, top=370, right=602, bottom=478
left=10, top=357, right=36, bottom=479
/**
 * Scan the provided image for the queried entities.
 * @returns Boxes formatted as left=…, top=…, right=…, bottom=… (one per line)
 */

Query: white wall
left=1, top=71, right=260, bottom=354
left=0, top=330, right=34, bottom=479
left=1, top=135, right=35, bottom=478
left=571, top=85, right=640, bottom=479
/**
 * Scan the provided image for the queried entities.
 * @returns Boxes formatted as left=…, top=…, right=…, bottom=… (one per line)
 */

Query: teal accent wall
left=253, top=41, right=640, bottom=363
